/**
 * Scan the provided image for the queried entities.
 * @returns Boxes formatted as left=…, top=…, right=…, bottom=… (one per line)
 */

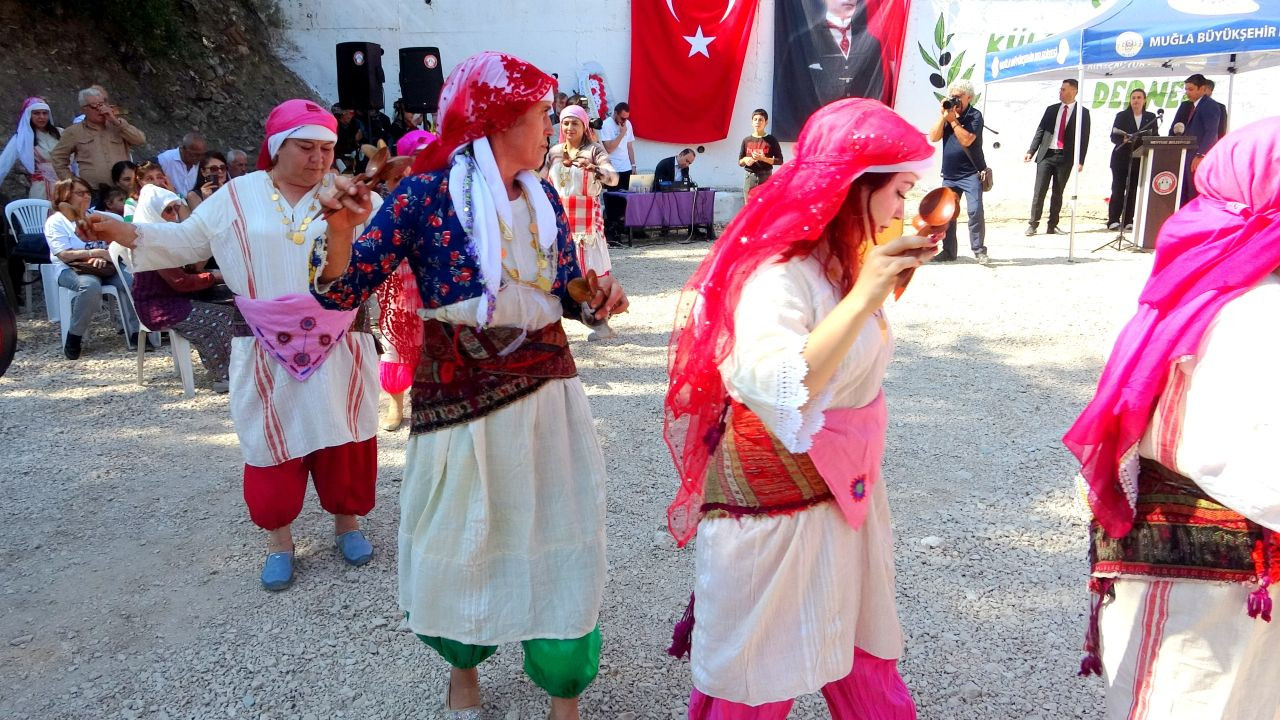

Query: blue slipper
left=260, top=550, right=294, bottom=591
left=336, top=530, right=373, bottom=566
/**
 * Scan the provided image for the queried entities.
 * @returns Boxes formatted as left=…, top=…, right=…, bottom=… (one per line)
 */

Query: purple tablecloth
left=607, top=190, right=716, bottom=228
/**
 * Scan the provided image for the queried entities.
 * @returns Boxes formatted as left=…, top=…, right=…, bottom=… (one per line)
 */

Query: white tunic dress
left=131, top=171, right=380, bottom=467
left=398, top=197, right=608, bottom=645
left=1100, top=274, right=1280, bottom=720
left=692, top=255, right=904, bottom=706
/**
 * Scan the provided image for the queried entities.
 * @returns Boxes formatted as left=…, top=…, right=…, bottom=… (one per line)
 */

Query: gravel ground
left=0, top=221, right=1151, bottom=719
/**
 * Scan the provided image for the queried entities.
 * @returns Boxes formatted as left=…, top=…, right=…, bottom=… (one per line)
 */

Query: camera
left=941, top=96, right=962, bottom=111
left=203, top=174, right=219, bottom=188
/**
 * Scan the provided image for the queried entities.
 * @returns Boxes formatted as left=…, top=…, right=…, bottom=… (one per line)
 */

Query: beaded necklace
left=498, top=189, right=554, bottom=292
left=267, top=173, right=324, bottom=245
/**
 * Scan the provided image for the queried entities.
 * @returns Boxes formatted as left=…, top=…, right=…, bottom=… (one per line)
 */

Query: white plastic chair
left=4, top=198, right=56, bottom=321
left=107, top=243, right=196, bottom=398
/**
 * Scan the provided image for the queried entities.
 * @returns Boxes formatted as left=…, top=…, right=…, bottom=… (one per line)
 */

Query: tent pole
left=1068, top=58, right=1083, bottom=263
left=1227, top=53, right=1237, bottom=134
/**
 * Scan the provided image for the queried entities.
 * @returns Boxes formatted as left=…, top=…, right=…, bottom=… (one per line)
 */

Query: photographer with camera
left=184, top=151, right=229, bottom=212
left=928, top=79, right=989, bottom=264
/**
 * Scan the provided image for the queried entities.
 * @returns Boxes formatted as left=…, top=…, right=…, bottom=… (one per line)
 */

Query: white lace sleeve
left=721, top=259, right=835, bottom=453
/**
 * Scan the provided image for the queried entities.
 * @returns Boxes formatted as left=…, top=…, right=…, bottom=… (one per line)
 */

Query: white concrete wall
left=275, top=0, right=1279, bottom=223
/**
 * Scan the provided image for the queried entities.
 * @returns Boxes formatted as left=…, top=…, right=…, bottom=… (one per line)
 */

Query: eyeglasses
left=83, top=102, right=109, bottom=111
left=206, top=165, right=227, bottom=173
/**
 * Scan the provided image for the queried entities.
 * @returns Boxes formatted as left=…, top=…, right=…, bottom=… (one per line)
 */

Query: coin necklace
left=497, top=189, right=553, bottom=292
left=268, top=173, right=323, bottom=245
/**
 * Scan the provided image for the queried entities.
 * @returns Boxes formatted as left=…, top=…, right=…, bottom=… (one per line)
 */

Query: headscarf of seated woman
left=663, top=98, right=934, bottom=546
left=1065, top=116, right=1280, bottom=539
left=133, top=184, right=186, bottom=225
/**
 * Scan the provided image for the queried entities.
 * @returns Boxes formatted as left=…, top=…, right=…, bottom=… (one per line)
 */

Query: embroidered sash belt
left=701, top=401, right=834, bottom=519
left=410, top=319, right=577, bottom=434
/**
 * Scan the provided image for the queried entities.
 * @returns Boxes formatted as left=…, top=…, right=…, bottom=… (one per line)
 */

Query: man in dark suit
left=1171, top=73, right=1224, bottom=203
left=773, top=0, right=886, bottom=140
left=1205, top=78, right=1228, bottom=139
left=653, top=149, right=696, bottom=190
left=1107, top=87, right=1158, bottom=230
left=1024, top=79, right=1091, bottom=236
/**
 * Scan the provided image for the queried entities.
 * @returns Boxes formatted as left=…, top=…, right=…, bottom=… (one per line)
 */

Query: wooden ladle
left=310, top=143, right=414, bottom=222
left=895, top=186, right=959, bottom=299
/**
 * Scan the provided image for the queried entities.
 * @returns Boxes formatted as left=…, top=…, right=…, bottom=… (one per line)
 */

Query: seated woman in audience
left=129, top=184, right=234, bottom=391
left=45, top=177, right=140, bottom=359
left=111, top=160, right=137, bottom=196
left=124, top=161, right=175, bottom=222
left=184, top=151, right=229, bottom=212
left=0, top=97, right=62, bottom=199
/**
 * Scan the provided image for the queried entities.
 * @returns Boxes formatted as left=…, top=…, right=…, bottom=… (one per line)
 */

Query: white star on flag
left=683, top=25, right=716, bottom=58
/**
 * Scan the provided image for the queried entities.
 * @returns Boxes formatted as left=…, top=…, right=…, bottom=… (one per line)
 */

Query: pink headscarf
left=255, top=99, right=339, bottom=170
left=412, top=51, right=556, bottom=173
left=1064, top=116, right=1280, bottom=538
left=396, top=129, right=437, bottom=157
left=558, top=104, right=595, bottom=144
left=663, top=99, right=934, bottom=546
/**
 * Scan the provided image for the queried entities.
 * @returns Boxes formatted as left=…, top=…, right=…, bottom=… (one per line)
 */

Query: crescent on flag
left=666, top=0, right=679, bottom=21
left=720, top=0, right=736, bottom=23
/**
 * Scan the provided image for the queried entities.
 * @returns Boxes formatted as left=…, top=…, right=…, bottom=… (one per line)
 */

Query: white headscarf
left=266, top=124, right=339, bottom=162
left=0, top=99, right=51, bottom=178
left=133, top=184, right=186, bottom=224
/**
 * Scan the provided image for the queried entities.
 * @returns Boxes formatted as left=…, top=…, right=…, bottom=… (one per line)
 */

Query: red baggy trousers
left=242, top=437, right=377, bottom=530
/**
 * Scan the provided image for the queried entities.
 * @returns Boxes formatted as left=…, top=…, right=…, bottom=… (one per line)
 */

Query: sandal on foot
left=260, top=549, right=294, bottom=591
left=335, top=529, right=373, bottom=566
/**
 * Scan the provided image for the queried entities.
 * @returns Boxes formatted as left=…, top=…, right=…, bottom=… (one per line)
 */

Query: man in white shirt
left=156, top=131, right=207, bottom=197
left=598, top=102, right=636, bottom=242
left=1023, top=79, right=1090, bottom=236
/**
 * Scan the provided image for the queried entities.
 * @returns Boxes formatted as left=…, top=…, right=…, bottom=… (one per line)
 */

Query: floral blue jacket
left=313, top=169, right=584, bottom=320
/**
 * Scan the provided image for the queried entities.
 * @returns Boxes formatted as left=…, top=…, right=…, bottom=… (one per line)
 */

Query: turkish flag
left=630, top=0, right=761, bottom=143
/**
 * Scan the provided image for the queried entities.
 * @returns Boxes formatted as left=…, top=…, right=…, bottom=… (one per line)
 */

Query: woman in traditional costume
left=663, top=99, right=937, bottom=719
left=312, top=51, right=627, bottom=720
left=0, top=97, right=62, bottom=199
left=1066, top=117, right=1280, bottom=719
left=87, top=99, right=382, bottom=592
left=544, top=104, right=618, bottom=341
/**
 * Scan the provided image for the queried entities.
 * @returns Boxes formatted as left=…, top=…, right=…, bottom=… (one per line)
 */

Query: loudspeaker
left=399, top=47, right=444, bottom=114
left=336, top=42, right=385, bottom=111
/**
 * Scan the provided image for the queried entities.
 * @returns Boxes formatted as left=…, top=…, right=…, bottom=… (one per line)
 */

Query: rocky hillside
left=0, top=0, right=317, bottom=195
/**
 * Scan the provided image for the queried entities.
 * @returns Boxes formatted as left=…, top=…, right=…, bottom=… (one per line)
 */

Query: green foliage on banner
left=922, top=13, right=981, bottom=104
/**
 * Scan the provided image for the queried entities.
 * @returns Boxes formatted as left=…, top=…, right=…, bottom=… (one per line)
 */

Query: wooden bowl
left=911, top=187, right=958, bottom=236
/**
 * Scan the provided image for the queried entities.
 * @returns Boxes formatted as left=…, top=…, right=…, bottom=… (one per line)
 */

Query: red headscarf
left=663, top=98, right=934, bottom=546
left=1064, top=116, right=1280, bottom=538
left=256, top=99, right=339, bottom=170
left=412, top=51, right=557, bottom=173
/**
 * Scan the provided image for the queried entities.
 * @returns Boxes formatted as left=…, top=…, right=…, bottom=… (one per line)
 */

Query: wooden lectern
left=1132, top=137, right=1197, bottom=250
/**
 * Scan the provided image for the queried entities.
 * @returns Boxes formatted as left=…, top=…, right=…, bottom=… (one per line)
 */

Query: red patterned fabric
left=412, top=52, right=557, bottom=173
left=374, top=260, right=424, bottom=377
left=662, top=99, right=933, bottom=547
left=563, top=194, right=598, bottom=237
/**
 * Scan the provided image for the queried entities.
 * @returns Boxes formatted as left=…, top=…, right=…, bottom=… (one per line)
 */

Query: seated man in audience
left=225, top=149, right=250, bottom=178
left=157, top=132, right=207, bottom=197
left=653, top=148, right=696, bottom=190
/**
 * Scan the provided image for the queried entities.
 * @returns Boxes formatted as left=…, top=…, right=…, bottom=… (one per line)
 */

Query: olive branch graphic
left=918, top=13, right=980, bottom=104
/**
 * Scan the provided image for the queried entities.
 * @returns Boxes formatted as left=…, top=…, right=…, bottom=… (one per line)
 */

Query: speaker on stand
left=336, top=41, right=385, bottom=111
left=398, top=47, right=444, bottom=133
